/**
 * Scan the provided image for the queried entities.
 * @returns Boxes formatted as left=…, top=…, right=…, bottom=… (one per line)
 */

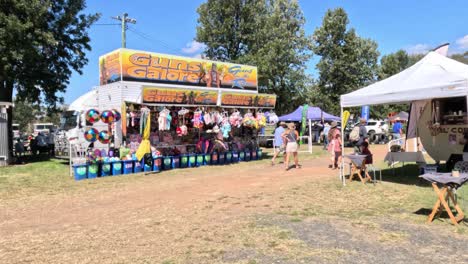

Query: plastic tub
left=73, top=164, right=87, bottom=181
left=225, top=152, right=232, bottom=164
left=238, top=151, right=245, bottom=161
left=111, top=161, right=122, bottom=175
left=163, top=156, right=173, bottom=170
left=87, top=163, right=99, bottom=179
left=142, top=160, right=152, bottom=172
left=180, top=155, right=189, bottom=168
left=203, top=154, right=211, bottom=165
left=122, top=160, right=134, bottom=174
left=172, top=156, right=181, bottom=169
left=195, top=154, right=204, bottom=167
left=257, top=149, right=263, bottom=160
left=211, top=152, right=219, bottom=165
left=251, top=149, right=258, bottom=160
left=153, top=157, right=163, bottom=172
left=133, top=160, right=142, bottom=173
left=218, top=152, right=226, bottom=165
left=232, top=151, right=239, bottom=163
left=100, top=162, right=112, bottom=177
left=188, top=154, right=196, bottom=168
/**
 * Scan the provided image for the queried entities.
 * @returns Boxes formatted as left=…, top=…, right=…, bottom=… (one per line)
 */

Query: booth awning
left=278, top=106, right=340, bottom=122
left=341, top=52, right=468, bottom=107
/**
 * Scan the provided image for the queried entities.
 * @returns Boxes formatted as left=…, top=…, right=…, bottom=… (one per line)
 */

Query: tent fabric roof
left=68, top=90, right=98, bottom=111
left=278, top=106, right=340, bottom=122
left=341, top=52, right=468, bottom=107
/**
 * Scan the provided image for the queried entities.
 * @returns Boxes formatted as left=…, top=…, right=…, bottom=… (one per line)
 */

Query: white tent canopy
left=341, top=52, right=468, bottom=107
left=68, top=89, right=98, bottom=111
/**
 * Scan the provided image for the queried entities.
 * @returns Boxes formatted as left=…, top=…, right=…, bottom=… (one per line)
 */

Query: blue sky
left=65, top=0, right=468, bottom=104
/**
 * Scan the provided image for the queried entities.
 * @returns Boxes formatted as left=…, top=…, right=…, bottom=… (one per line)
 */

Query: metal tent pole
left=308, top=119, right=312, bottom=154
left=340, top=107, right=346, bottom=186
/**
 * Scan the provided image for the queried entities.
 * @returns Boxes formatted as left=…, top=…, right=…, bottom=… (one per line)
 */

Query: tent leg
left=308, top=119, right=312, bottom=154
left=340, top=107, right=346, bottom=186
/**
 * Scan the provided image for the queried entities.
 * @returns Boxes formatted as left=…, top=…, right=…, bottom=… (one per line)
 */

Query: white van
left=33, top=123, right=56, bottom=135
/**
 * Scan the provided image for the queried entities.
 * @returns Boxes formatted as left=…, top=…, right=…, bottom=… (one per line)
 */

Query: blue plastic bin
left=218, top=152, right=226, bottom=165
left=188, top=154, right=196, bottom=167
left=133, top=160, right=142, bottom=173
left=87, top=163, right=99, bottom=179
left=244, top=150, right=251, bottom=162
left=172, top=156, right=181, bottom=169
left=111, top=161, right=122, bottom=175
left=100, top=162, right=112, bottom=177
left=122, top=160, right=134, bottom=174
left=178, top=155, right=188, bottom=168
left=73, top=164, right=87, bottom=181
left=203, top=154, right=211, bottom=165
left=251, top=149, right=258, bottom=160
left=153, top=157, right=163, bottom=172
left=163, top=156, right=173, bottom=170
left=225, top=152, right=232, bottom=164
left=232, top=151, right=239, bottom=163
left=142, top=160, right=152, bottom=172
left=257, top=148, right=263, bottom=160
left=239, top=151, right=245, bottom=161
left=211, top=152, right=219, bottom=165
left=195, top=154, right=204, bottom=167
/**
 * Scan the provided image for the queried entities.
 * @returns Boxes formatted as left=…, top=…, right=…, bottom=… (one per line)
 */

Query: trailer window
left=434, top=97, right=467, bottom=125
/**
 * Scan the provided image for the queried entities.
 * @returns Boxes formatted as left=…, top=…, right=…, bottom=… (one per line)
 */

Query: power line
left=93, top=23, right=121, bottom=26
left=111, top=13, right=137, bottom=48
left=127, top=26, right=182, bottom=54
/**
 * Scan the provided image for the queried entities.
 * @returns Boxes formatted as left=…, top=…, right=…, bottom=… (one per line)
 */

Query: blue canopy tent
left=278, top=106, right=340, bottom=153
left=278, top=106, right=340, bottom=122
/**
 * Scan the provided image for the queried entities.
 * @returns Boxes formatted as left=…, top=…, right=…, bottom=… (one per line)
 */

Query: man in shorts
left=272, top=122, right=287, bottom=165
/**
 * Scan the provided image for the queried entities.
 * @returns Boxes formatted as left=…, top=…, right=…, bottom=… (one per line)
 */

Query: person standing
left=330, top=133, right=342, bottom=169
left=271, top=122, right=286, bottom=165
left=355, top=118, right=368, bottom=153
left=392, top=117, right=403, bottom=146
left=282, top=123, right=300, bottom=170
left=322, top=123, right=330, bottom=150
left=327, top=121, right=341, bottom=168
left=47, top=130, right=55, bottom=157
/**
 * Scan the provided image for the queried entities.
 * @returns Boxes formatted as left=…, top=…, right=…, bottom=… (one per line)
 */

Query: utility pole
left=111, top=13, right=136, bottom=48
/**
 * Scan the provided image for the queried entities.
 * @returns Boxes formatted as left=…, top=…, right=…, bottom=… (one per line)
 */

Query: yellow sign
left=142, top=86, right=218, bottom=105
left=342, top=110, right=350, bottom=129
left=100, top=48, right=258, bottom=91
left=221, top=93, right=276, bottom=108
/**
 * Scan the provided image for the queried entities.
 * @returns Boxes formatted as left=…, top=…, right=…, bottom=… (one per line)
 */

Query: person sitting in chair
left=360, top=141, right=373, bottom=165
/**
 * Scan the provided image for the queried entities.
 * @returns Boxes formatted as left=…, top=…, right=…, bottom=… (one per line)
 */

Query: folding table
left=420, top=173, right=468, bottom=225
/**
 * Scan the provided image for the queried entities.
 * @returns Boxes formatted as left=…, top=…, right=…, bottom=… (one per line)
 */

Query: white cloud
left=405, top=44, right=430, bottom=55
left=456, top=35, right=468, bottom=49
left=181, top=41, right=206, bottom=54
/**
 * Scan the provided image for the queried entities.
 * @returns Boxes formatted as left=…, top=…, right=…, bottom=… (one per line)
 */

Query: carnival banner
left=220, top=92, right=276, bottom=108
left=100, top=48, right=258, bottom=90
left=342, top=110, right=350, bottom=129
left=142, top=86, right=218, bottom=105
left=99, top=50, right=122, bottom=85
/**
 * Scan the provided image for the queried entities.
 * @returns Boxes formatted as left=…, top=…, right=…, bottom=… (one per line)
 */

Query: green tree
left=312, top=8, right=380, bottom=115
left=451, top=51, right=468, bottom=64
left=0, top=0, right=99, bottom=160
left=196, top=0, right=313, bottom=113
left=12, top=98, right=41, bottom=133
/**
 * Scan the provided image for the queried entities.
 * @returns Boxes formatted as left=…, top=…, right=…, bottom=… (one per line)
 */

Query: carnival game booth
left=339, top=51, right=468, bottom=185
left=70, top=48, right=277, bottom=180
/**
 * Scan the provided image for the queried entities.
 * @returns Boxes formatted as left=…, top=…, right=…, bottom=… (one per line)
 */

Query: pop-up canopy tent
left=68, top=89, right=98, bottom=111
left=339, top=51, right=468, bottom=185
left=278, top=106, right=340, bottom=122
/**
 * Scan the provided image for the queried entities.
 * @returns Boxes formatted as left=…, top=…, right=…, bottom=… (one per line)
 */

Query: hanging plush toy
left=98, top=130, right=111, bottom=144
left=84, top=128, right=99, bottom=142
left=85, top=109, right=100, bottom=124
left=100, top=110, right=115, bottom=124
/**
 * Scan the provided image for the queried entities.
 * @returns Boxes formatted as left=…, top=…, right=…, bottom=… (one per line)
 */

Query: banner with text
left=99, top=50, right=122, bottom=85
left=142, top=86, right=218, bottom=106
left=220, top=92, right=276, bottom=108
left=100, top=48, right=258, bottom=90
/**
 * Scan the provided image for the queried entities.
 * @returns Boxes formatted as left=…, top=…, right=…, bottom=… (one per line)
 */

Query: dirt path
left=0, top=146, right=466, bottom=264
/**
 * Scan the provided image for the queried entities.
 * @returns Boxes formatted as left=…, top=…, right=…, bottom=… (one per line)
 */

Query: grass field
left=1, top=146, right=467, bottom=263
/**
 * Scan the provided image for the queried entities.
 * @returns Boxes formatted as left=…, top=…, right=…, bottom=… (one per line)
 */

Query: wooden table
left=421, top=173, right=468, bottom=225
left=344, top=154, right=373, bottom=184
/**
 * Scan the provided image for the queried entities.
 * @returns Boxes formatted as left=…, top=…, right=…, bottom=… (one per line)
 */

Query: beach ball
left=100, top=110, right=115, bottom=124
left=85, top=109, right=100, bottom=124
left=84, top=128, right=98, bottom=142
left=111, top=109, right=121, bottom=122
left=98, top=130, right=111, bottom=144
